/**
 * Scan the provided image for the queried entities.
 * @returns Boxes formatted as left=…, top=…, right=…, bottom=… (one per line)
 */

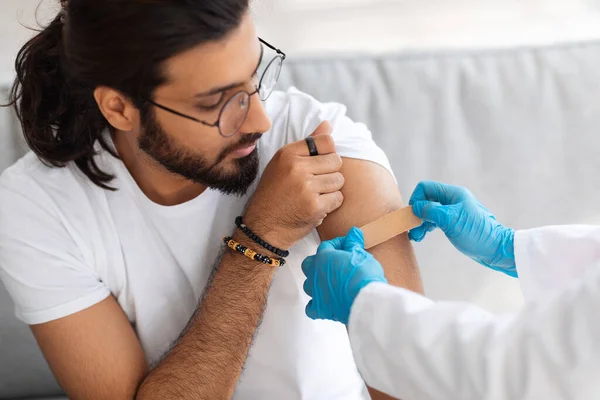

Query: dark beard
left=138, top=111, right=261, bottom=197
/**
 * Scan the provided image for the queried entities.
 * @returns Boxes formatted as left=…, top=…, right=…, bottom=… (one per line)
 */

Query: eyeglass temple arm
left=147, top=99, right=218, bottom=128
left=259, top=38, right=286, bottom=59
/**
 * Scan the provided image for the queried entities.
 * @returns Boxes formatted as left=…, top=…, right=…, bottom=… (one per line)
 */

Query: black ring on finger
left=305, top=137, right=319, bottom=157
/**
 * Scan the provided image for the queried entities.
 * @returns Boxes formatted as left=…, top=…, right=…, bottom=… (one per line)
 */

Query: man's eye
left=196, top=102, right=221, bottom=112
left=196, top=93, right=224, bottom=111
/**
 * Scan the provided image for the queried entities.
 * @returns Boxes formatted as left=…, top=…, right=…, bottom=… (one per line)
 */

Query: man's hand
left=245, top=121, right=345, bottom=250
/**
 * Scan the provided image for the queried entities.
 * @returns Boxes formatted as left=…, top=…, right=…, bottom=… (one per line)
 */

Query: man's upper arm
left=287, top=88, right=423, bottom=288
left=30, top=297, right=148, bottom=400
left=317, top=157, right=424, bottom=292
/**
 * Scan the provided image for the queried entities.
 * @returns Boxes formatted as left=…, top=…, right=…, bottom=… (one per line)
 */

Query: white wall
left=0, top=0, right=56, bottom=84
left=253, top=0, right=600, bottom=55
left=3, top=0, right=600, bottom=83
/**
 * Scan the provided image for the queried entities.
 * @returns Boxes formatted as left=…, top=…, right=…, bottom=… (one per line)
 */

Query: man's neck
left=112, top=130, right=207, bottom=206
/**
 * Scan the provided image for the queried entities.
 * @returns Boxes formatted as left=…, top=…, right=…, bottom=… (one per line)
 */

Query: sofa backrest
left=277, top=41, right=600, bottom=310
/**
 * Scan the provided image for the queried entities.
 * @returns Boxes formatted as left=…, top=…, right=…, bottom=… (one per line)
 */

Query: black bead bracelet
left=235, top=216, right=290, bottom=258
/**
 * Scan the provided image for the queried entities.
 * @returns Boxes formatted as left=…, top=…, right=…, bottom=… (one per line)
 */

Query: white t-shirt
left=0, top=88, right=394, bottom=399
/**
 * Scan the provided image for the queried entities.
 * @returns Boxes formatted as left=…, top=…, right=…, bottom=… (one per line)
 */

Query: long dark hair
left=4, top=0, right=249, bottom=189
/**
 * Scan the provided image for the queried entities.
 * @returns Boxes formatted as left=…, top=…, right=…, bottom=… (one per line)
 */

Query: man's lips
left=230, top=141, right=258, bottom=158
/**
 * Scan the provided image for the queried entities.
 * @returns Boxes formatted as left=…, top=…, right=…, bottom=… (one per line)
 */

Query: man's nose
left=239, top=92, right=272, bottom=135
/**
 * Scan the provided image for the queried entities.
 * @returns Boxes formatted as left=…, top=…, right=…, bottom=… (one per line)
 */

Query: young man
left=0, top=1, right=422, bottom=399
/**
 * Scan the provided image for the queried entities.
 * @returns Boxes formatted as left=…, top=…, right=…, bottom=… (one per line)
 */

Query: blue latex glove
left=409, top=181, right=517, bottom=277
left=302, top=227, right=388, bottom=324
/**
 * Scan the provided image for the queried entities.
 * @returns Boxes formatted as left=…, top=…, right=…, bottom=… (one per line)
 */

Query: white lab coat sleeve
left=515, top=225, right=600, bottom=302
left=348, top=275, right=600, bottom=400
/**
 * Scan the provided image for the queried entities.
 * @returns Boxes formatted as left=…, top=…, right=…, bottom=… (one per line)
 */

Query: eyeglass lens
left=219, top=55, right=283, bottom=136
left=259, top=56, right=283, bottom=101
left=220, top=92, right=250, bottom=137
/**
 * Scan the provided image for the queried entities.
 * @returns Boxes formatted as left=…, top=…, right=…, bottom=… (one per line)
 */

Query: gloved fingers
left=413, top=201, right=463, bottom=233
left=412, top=200, right=447, bottom=226
left=317, top=236, right=345, bottom=252
left=408, top=221, right=437, bottom=242
left=410, top=181, right=468, bottom=206
left=409, top=181, right=450, bottom=205
left=302, top=278, right=313, bottom=297
left=343, top=227, right=365, bottom=251
left=408, top=181, right=428, bottom=205
left=305, top=300, right=319, bottom=320
left=301, top=255, right=316, bottom=279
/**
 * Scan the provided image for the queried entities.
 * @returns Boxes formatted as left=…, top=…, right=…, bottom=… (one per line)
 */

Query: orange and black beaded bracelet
left=223, top=236, right=286, bottom=267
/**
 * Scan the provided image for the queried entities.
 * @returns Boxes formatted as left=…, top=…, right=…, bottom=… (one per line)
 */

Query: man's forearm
left=136, top=232, right=276, bottom=399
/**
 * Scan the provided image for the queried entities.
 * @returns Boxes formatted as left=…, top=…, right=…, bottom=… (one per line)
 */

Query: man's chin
left=209, top=173, right=258, bottom=197
left=149, top=146, right=259, bottom=197
left=207, top=153, right=259, bottom=196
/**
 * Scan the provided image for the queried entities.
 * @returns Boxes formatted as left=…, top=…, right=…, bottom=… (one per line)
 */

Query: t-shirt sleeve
left=0, top=171, right=110, bottom=325
left=266, top=87, right=396, bottom=181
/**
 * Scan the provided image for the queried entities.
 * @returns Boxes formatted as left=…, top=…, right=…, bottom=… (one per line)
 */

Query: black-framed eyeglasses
left=147, top=38, right=286, bottom=138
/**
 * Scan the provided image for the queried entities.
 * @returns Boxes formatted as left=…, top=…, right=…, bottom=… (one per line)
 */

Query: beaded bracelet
left=235, top=216, right=290, bottom=258
left=223, top=236, right=286, bottom=267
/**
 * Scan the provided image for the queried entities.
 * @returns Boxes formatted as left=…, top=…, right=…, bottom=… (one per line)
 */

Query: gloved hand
left=409, top=181, right=517, bottom=277
left=302, top=227, right=388, bottom=324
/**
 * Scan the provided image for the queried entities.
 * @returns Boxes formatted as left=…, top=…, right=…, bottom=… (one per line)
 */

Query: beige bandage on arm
left=360, top=206, right=423, bottom=249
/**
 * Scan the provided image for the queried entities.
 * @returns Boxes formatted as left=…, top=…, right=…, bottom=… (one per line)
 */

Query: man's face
left=138, top=13, right=272, bottom=196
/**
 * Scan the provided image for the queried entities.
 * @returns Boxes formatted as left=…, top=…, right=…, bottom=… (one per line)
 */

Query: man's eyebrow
left=195, top=44, right=265, bottom=98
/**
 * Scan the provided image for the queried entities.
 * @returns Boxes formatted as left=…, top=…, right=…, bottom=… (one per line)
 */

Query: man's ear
left=93, top=86, right=140, bottom=132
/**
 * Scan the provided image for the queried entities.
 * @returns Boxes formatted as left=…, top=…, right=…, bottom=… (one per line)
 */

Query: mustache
left=214, top=133, right=263, bottom=164
left=225, top=133, right=263, bottom=154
